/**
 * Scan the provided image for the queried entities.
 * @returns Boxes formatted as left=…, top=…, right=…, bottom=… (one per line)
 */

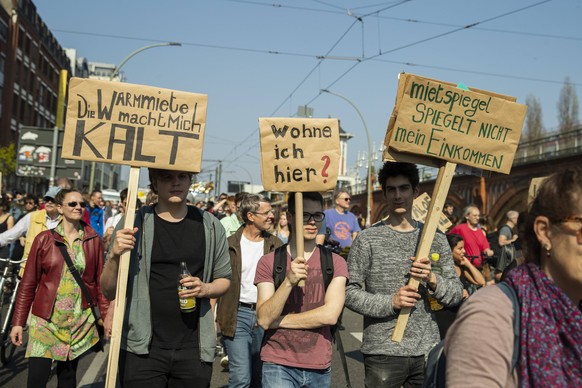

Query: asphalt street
left=0, top=307, right=366, bottom=387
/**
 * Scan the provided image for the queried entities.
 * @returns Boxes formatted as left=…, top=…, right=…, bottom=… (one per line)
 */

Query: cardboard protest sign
left=259, top=117, right=340, bottom=191
left=62, top=78, right=207, bottom=172
left=412, top=192, right=452, bottom=233
left=383, top=73, right=527, bottom=174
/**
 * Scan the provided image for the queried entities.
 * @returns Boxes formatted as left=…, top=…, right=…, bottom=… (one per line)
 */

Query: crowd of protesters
left=0, top=163, right=580, bottom=388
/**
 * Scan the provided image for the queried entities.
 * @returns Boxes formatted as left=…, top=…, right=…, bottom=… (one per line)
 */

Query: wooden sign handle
left=105, top=167, right=140, bottom=387
left=391, top=162, right=456, bottom=342
left=294, top=192, right=305, bottom=287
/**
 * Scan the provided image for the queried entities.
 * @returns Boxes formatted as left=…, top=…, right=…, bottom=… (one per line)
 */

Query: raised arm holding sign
left=345, top=73, right=526, bottom=385
left=385, top=74, right=526, bottom=343
left=63, top=78, right=232, bottom=387
left=255, top=118, right=348, bottom=386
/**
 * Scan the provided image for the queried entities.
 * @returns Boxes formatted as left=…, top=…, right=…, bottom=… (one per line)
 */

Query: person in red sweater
left=448, top=205, right=493, bottom=268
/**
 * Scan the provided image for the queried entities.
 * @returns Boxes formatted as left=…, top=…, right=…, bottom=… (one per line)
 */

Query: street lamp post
left=321, top=89, right=373, bottom=227
left=88, top=42, right=182, bottom=191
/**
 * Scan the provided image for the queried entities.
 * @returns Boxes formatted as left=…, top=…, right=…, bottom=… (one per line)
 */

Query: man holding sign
left=254, top=192, right=348, bottom=386
left=100, top=168, right=231, bottom=387
left=345, top=162, right=462, bottom=387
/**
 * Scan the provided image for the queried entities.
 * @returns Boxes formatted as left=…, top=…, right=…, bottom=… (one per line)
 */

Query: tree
left=557, top=76, right=579, bottom=133
left=525, top=94, right=544, bottom=141
left=0, top=143, right=16, bottom=176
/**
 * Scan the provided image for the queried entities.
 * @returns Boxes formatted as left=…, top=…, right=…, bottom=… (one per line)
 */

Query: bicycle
left=0, top=257, right=26, bottom=364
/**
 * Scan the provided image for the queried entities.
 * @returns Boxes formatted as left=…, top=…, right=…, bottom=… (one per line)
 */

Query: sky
left=34, top=0, right=581, bottom=193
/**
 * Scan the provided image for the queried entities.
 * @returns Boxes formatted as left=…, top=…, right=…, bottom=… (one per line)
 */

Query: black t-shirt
left=150, top=206, right=205, bottom=349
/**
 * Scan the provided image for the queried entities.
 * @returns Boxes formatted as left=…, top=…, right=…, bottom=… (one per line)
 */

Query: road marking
left=351, top=332, right=363, bottom=342
left=78, top=343, right=109, bottom=387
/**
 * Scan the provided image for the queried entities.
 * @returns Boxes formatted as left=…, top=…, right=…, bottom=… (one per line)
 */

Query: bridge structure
left=352, top=126, right=582, bottom=231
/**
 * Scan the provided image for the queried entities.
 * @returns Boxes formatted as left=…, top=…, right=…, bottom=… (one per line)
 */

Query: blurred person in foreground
left=445, top=167, right=582, bottom=387
left=10, top=188, right=109, bottom=388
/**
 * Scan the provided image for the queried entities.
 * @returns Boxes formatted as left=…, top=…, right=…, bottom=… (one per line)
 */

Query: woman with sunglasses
left=10, top=188, right=109, bottom=388
left=445, top=168, right=582, bottom=387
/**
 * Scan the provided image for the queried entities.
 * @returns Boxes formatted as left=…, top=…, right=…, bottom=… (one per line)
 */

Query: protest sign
left=62, top=77, right=207, bottom=172
left=259, top=117, right=340, bottom=192
left=259, top=117, right=340, bottom=286
left=62, top=78, right=208, bottom=388
left=387, top=74, right=527, bottom=342
left=412, top=192, right=452, bottom=233
left=383, top=73, right=527, bottom=174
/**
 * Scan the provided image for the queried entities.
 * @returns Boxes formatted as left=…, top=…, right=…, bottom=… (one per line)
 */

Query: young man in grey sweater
left=345, top=162, right=463, bottom=388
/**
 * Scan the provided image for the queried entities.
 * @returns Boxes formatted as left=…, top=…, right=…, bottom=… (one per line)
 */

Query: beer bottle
left=427, top=253, right=444, bottom=311
left=178, top=261, right=196, bottom=313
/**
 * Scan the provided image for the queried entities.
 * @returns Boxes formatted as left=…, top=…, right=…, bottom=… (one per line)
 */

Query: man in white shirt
left=216, top=194, right=282, bottom=387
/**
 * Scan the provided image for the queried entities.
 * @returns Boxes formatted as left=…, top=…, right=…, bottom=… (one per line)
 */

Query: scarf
left=505, top=263, right=582, bottom=387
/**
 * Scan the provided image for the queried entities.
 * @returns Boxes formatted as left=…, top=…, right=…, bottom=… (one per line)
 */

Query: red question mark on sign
left=321, top=155, right=330, bottom=183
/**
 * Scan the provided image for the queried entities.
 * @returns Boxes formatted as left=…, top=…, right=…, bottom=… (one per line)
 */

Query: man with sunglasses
left=317, top=190, right=361, bottom=250
left=254, top=191, right=348, bottom=387
left=216, top=193, right=282, bottom=388
left=0, top=187, right=62, bottom=273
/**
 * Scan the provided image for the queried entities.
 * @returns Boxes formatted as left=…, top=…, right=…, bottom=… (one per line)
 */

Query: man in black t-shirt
left=102, top=169, right=231, bottom=388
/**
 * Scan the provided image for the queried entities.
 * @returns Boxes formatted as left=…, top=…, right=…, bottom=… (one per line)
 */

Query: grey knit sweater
left=345, top=223, right=463, bottom=357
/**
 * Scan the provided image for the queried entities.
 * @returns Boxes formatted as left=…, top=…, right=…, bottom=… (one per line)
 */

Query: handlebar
left=0, top=258, right=26, bottom=265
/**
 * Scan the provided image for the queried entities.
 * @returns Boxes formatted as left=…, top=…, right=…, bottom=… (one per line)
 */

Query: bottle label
left=178, top=286, right=196, bottom=312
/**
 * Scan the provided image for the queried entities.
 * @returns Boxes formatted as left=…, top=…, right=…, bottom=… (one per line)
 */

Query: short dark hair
left=148, top=168, right=193, bottom=194
left=378, top=162, right=419, bottom=194
left=25, top=194, right=38, bottom=206
left=446, top=233, right=464, bottom=250
left=119, top=188, right=128, bottom=203
left=287, top=192, right=324, bottom=214
left=235, top=192, right=249, bottom=204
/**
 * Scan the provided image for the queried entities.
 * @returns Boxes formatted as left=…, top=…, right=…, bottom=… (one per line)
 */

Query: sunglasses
left=66, top=201, right=86, bottom=208
left=558, top=216, right=582, bottom=244
left=298, top=212, right=325, bottom=223
left=340, top=197, right=351, bottom=201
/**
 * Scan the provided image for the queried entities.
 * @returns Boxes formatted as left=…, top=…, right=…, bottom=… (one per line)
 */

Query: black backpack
left=273, top=243, right=334, bottom=291
left=273, top=244, right=336, bottom=332
left=423, top=281, right=521, bottom=388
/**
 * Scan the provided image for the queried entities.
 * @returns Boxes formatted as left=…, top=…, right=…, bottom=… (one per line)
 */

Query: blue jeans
left=223, top=305, right=264, bottom=388
left=364, top=355, right=425, bottom=388
left=262, top=362, right=331, bottom=388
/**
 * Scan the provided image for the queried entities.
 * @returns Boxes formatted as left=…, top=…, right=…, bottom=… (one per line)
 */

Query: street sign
left=17, top=126, right=83, bottom=179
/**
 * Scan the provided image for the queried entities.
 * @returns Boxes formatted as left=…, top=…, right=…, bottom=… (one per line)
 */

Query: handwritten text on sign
left=62, top=78, right=207, bottom=172
left=259, top=118, right=340, bottom=191
left=386, top=74, right=527, bottom=174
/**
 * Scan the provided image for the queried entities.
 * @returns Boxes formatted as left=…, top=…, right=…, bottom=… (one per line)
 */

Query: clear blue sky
left=35, top=0, right=581, bottom=192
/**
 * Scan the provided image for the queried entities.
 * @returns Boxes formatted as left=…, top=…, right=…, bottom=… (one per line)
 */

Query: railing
left=513, top=127, right=582, bottom=165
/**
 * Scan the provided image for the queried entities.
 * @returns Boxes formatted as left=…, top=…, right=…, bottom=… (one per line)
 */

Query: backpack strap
left=318, top=244, right=334, bottom=291
left=273, top=244, right=288, bottom=289
left=497, top=282, right=521, bottom=371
